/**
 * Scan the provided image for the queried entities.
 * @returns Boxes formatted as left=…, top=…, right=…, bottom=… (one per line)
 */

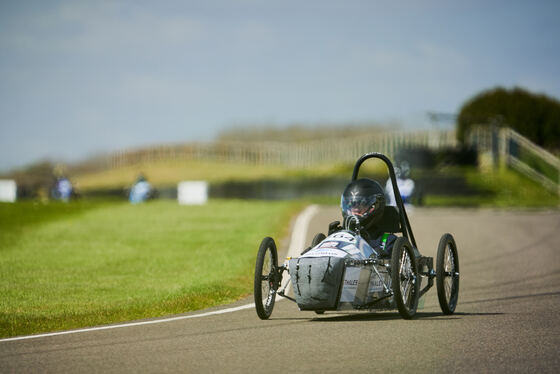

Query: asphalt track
left=1, top=206, right=559, bottom=373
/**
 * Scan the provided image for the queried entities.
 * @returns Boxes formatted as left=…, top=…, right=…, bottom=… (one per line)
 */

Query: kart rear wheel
left=436, top=233, right=459, bottom=315
left=311, top=233, right=326, bottom=247
left=391, top=237, right=420, bottom=319
left=254, top=237, right=279, bottom=320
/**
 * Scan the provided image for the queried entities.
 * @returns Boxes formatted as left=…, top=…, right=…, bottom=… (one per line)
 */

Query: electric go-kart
left=253, top=152, right=459, bottom=320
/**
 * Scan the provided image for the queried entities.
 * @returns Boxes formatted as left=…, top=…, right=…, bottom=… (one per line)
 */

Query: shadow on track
left=460, top=291, right=560, bottom=305
left=308, top=311, right=503, bottom=322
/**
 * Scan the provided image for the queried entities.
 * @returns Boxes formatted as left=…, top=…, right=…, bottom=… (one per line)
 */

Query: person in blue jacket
left=129, top=174, right=152, bottom=203
left=52, top=176, right=73, bottom=202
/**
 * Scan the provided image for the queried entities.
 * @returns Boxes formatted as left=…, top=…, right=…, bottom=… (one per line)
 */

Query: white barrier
left=0, top=180, right=17, bottom=202
left=178, top=181, right=208, bottom=205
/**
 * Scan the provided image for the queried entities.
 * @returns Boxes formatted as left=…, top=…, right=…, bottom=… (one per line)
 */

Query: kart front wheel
left=311, top=233, right=326, bottom=247
left=391, top=237, right=420, bottom=319
left=254, top=237, right=279, bottom=320
left=436, top=233, right=459, bottom=315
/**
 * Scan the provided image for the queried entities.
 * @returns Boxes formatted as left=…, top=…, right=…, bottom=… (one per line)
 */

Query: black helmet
left=341, top=178, right=386, bottom=229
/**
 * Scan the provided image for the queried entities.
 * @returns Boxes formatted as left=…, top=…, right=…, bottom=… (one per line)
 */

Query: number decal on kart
left=319, top=241, right=339, bottom=249
left=330, top=232, right=356, bottom=242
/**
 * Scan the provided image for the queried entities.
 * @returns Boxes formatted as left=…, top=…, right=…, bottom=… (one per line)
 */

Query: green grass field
left=2, top=160, right=558, bottom=339
left=72, top=159, right=559, bottom=207
left=424, top=168, right=559, bottom=207
left=72, top=159, right=384, bottom=191
left=0, top=199, right=301, bottom=338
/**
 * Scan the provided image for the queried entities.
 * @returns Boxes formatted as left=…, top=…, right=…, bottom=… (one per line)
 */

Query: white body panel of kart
left=288, top=231, right=394, bottom=311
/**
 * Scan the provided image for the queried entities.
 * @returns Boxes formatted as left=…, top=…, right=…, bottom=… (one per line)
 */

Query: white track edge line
left=0, top=304, right=256, bottom=343
left=0, top=204, right=320, bottom=343
left=280, top=204, right=320, bottom=294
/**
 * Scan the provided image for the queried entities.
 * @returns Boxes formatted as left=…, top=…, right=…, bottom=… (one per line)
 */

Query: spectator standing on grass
left=129, top=174, right=152, bottom=203
left=52, top=176, right=73, bottom=202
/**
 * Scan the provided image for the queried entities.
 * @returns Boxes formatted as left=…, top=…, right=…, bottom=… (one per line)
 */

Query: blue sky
left=1, top=0, right=559, bottom=171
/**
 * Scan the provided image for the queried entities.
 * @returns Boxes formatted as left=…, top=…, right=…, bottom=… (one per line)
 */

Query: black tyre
left=391, top=237, right=420, bottom=319
left=436, top=233, right=459, bottom=315
left=311, top=233, right=326, bottom=247
left=254, top=237, right=278, bottom=320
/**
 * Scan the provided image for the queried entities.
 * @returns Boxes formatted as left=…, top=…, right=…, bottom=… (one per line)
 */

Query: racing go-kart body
left=254, top=153, right=460, bottom=320
left=289, top=230, right=396, bottom=312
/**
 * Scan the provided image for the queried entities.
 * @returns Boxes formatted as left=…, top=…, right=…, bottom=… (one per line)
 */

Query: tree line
left=457, top=86, right=560, bottom=151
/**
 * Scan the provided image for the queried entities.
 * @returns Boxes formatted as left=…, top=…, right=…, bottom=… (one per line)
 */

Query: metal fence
left=77, top=125, right=560, bottom=195
left=467, top=126, right=560, bottom=195
left=108, top=130, right=457, bottom=169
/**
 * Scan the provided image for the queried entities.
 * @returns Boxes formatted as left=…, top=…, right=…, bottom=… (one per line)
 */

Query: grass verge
left=424, top=168, right=559, bottom=207
left=72, top=159, right=385, bottom=191
left=0, top=199, right=302, bottom=338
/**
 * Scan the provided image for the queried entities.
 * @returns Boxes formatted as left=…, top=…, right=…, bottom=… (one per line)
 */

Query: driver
left=340, top=178, right=397, bottom=258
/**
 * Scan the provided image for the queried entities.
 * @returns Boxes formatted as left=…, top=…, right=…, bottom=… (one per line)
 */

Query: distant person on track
left=129, top=174, right=152, bottom=204
left=340, top=178, right=397, bottom=258
left=385, top=161, right=415, bottom=207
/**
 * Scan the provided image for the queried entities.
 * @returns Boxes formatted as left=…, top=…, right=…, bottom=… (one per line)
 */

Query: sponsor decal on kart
left=316, top=240, right=364, bottom=258
left=320, top=232, right=376, bottom=259
left=368, top=275, right=385, bottom=292
left=318, top=241, right=340, bottom=249
left=341, top=244, right=362, bottom=257
left=340, top=267, right=361, bottom=302
left=317, top=240, right=362, bottom=256
left=308, top=240, right=372, bottom=260
left=301, top=247, right=347, bottom=258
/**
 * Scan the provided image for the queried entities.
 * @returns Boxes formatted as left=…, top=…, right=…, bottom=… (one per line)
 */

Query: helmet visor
left=341, top=194, right=378, bottom=218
